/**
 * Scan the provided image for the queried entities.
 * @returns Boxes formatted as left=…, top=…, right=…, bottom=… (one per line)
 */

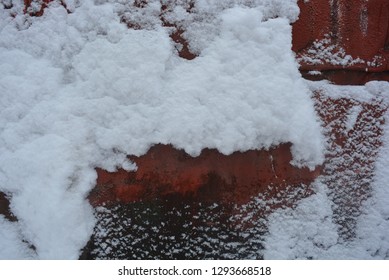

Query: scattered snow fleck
left=298, top=35, right=365, bottom=67
left=366, top=55, right=383, bottom=68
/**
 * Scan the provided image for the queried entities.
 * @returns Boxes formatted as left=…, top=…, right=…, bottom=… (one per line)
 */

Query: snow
left=297, top=35, right=365, bottom=67
left=90, top=180, right=315, bottom=259
left=297, top=34, right=384, bottom=69
left=0, top=0, right=324, bottom=259
left=264, top=182, right=340, bottom=259
left=0, top=215, right=36, bottom=259
left=353, top=83, right=389, bottom=259
left=264, top=81, right=389, bottom=259
left=1, top=0, right=388, bottom=261
left=345, top=105, right=362, bottom=132
left=307, top=70, right=322, bottom=76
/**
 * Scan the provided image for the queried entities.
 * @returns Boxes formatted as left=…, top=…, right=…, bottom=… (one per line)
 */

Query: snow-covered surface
left=0, top=0, right=323, bottom=259
left=89, top=184, right=309, bottom=260
left=264, top=81, right=389, bottom=259
left=3, top=0, right=389, bottom=260
left=87, top=80, right=389, bottom=260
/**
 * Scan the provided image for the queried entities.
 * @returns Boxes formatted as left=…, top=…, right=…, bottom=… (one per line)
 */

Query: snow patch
left=0, top=216, right=36, bottom=260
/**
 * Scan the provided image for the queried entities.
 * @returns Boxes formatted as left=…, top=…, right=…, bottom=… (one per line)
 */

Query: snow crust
left=0, top=0, right=323, bottom=259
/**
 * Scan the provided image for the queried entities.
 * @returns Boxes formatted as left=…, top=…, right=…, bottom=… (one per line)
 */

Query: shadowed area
left=0, top=192, right=17, bottom=222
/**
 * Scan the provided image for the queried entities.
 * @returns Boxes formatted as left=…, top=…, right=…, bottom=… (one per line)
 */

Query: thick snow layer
left=0, top=0, right=323, bottom=259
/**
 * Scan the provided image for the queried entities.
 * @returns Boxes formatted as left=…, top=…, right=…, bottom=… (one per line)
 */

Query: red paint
left=90, top=143, right=320, bottom=206
left=293, top=0, right=389, bottom=74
